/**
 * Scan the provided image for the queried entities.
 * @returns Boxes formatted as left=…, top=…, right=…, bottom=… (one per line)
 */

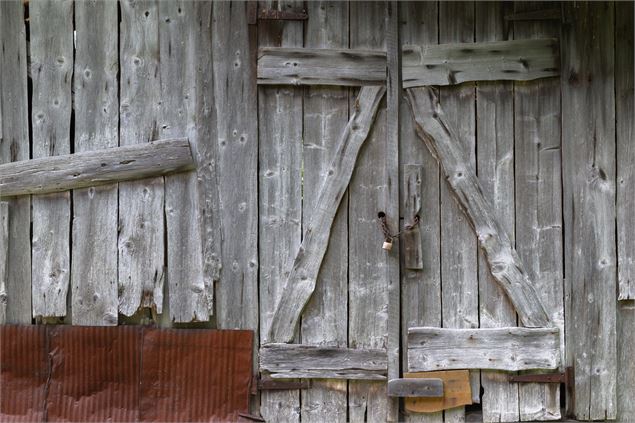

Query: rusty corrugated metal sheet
left=46, top=326, right=141, bottom=422
left=0, top=325, right=48, bottom=423
left=140, top=328, right=253, bottom=422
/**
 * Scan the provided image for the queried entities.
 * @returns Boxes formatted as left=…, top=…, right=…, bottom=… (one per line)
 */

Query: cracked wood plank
left=408, top=327, right=560, bottom=372
left=405, top=86, right=551, bottom=328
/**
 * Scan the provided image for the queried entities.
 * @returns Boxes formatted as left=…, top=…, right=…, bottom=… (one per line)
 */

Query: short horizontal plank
left=408, top=327, right=560, bottom=372
left=387, top=378, right=444, bottom=397
left=258, top=38, right=558, bottom=87
left=0, top=138, right=194, bottom=197
left=260, top=343, right=387, bottom=380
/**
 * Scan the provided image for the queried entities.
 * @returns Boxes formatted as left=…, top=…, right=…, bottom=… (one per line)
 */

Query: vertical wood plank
left=348, top=2, right=389, bottom=421
left=158, top=1, right=212, bottom=323
left=562, top=3, right=617, bottom=420
left=399, top=3, right=442, bottom=422
left=300, top=2, right=348, bottom=422
left=118, top=0, right=165, bottom=317
left=475, top=3, right=519, bottom=422
left=0, top=0, right=31, bottom=324
left=513, top=3, right=564, bottom=421
left=29, top=0, right=72, bottom=319
left=71, top=0, right=119, bottom=326
left=439, top=3, right=479, bottom=419
left=258, top=1, right=303, bottom=421
left=615, top=2, right=635, bottom=420
left=0, top=202, right=8, bottom=323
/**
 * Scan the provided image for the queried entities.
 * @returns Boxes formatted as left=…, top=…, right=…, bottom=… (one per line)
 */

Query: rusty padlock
left=382, top=238, right=393, bottom=251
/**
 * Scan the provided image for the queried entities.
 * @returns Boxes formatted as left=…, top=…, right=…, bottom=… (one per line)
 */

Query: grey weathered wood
left=0, top=139, right=194, bottom=197
left=0, top=202, right=8, bottom=324
left=402, top=166, right=423, bottom=270
left=438, top=3, right=480, bottom=416
left=474, top=3, right=520, bottom=422
left=299, top=2, right=348, bottom=422
left=159, top=1, right=212, bottom=323
left=118, top=0, right=164, bottom=317
left=348, top=3, right=389, bottom=422
left=29, top=0, right=72, bottom=319
left=387, top=378, right=444, bottom=398
left=408, top=327, right=561, bottom=372
left=258, top=37, right=559, bottom=88
left=0, top=0, right=31, bottom=324
left=71, top=0, right=119, bottom=326
left=260, top=344, right=387, bottom=380
left=561, top=3, right=617, bottom=420
left=513, top=3, right=564, bottom=420
left=504, top=8, right=561, bottom=21
left=398, top=4, right=442, bottom=422
left=405, top=87, right=552, bottom=329
left=616, top=3, right=635, bottom=420
left=257, top=2, right=303, bottom=421
left=268, top=85, right=385, bottom=343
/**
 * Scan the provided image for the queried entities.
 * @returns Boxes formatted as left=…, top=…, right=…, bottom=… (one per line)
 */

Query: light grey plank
left=561, top=3, right=617, bottom=420
left=513, top=3, right=564, bottom=421
left=0, top=139, right=194, bottom=197
left=300, top=2, right=348, bottom=422
left=615, top=3, right=635, bottom=420
left=439, top=2, right=480, bottom=416
left=402, top=166, right=423, bottom=269
left=408, top=327, right=560, bottom=372
left=474, top=3, right=519, bottom=422
left=0, top=0, right=31, bottom=324
left=29, top=0, right=72, bottom=319
left=257, top=2, right=303, bottom=420
left=348, top=3, right=389, bottom=422
left=387, top=378, right=444, bottom=398
left=260, top=344, right=387, bottom=380
left=0, top=202, right=8, bottom=323
left=71, top=0, right=119, bottom=326
left=257, top=38, right=559, bottom=88
left=398, top=4, right=442, bottom=422
left=158, top=1, right=211, bottom=323
left=405, top=86, right=552, bottom=328
left=267, top=85, right=385, bottom=343
left=118, top=0, right=164, bottom=317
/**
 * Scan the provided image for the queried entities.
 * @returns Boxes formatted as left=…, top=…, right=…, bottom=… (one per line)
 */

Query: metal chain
left=378, top=213, right=420, bottom=241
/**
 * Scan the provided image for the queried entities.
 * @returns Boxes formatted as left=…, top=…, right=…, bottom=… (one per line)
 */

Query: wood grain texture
left=0, top=0, right=31, bottom=324
left=398, top=4, right=442, bottom=422
left=260, top=344, right=387, bottom=380
left=402, top=166, right=423, bottom=270
left=267, top=85, right=385, bottom=344
left=474, top=3, right=519, bottom=422
left=404, top=371, right=472, bottom=414
left=71, top=0, right=119, bottom=326
left=0, top=139, right=194, bottom=197
left=257, top=2, right=303, bottom=420
left=118, top=0, right=164, bottom=317
left=0, top=202, right=8, bottom=323
left=615, top=3, right=635, bottom=420
left=561, top=3, right=617, bottom=420
left=406, top=86, right=552, bottom=329
left=347, top=3, right=389, bottom=422
left=387, top=378, right=444, bottom=398
left=408, top=327, right=561, bottom=372
left=29, top=0, right=72, bottom=319
left=513, top=3, right=564, bottom=420
left=299, top=2, right=348, bottom=422
left=257, top=38, right=559, bottom=87
left=158, top=1, right=212, bottom=323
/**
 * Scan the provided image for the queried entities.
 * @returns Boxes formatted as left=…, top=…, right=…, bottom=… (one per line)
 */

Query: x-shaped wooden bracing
left=266, top=38, right=559, bottom=345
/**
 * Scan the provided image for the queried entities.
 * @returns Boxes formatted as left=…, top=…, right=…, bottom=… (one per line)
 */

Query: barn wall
left=0, top=1, right=633, bottom=422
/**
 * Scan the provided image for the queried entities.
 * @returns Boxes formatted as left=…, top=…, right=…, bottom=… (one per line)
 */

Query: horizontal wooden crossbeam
left=0, top=138, right=194, bottom=197
left=258, top=38, right=559, bottom=87
left=408, top=327, right=561, bottom=372
left=260, top=343, right=387, bottom=380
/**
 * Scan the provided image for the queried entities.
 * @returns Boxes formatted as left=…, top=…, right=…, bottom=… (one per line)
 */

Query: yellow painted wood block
left=404, top=370, right=472, bottom=413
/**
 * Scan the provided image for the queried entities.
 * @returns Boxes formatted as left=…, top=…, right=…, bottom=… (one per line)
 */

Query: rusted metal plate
left=0, top=325, right=48, bottom=422
left=140, top=328, right=253, bottom=422
left=404, top=370, right=472, bottom=413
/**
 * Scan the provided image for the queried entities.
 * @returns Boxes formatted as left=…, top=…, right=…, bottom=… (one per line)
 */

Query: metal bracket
left=509, top=366, right=575, bottom=416
left=250, top=375, right=310, bottom=394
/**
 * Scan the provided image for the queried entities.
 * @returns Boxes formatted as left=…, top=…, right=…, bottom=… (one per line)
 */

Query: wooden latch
left=387, top=378, right=443, bottom=398
left=403, top=370, right=472, bottom=414
left=247, top=2, right=308, bottom=25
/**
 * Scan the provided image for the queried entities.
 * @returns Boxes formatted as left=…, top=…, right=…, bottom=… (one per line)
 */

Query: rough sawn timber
left=0, top=139, right=194, bottom=197
left=405, top=86, right=551, bottom=328
left=387, top=378, right=444, bottom=398
left=267, top=85, right=386, bottom=343
left=257, top=38, right=559, bottom=87
left=260, top=344, right=387, bottom=380
left=408, top=327, right=560, bottom=372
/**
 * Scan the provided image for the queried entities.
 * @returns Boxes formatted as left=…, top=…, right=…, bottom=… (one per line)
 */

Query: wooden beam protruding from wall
left=405, top=86, right=551, bottom=328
